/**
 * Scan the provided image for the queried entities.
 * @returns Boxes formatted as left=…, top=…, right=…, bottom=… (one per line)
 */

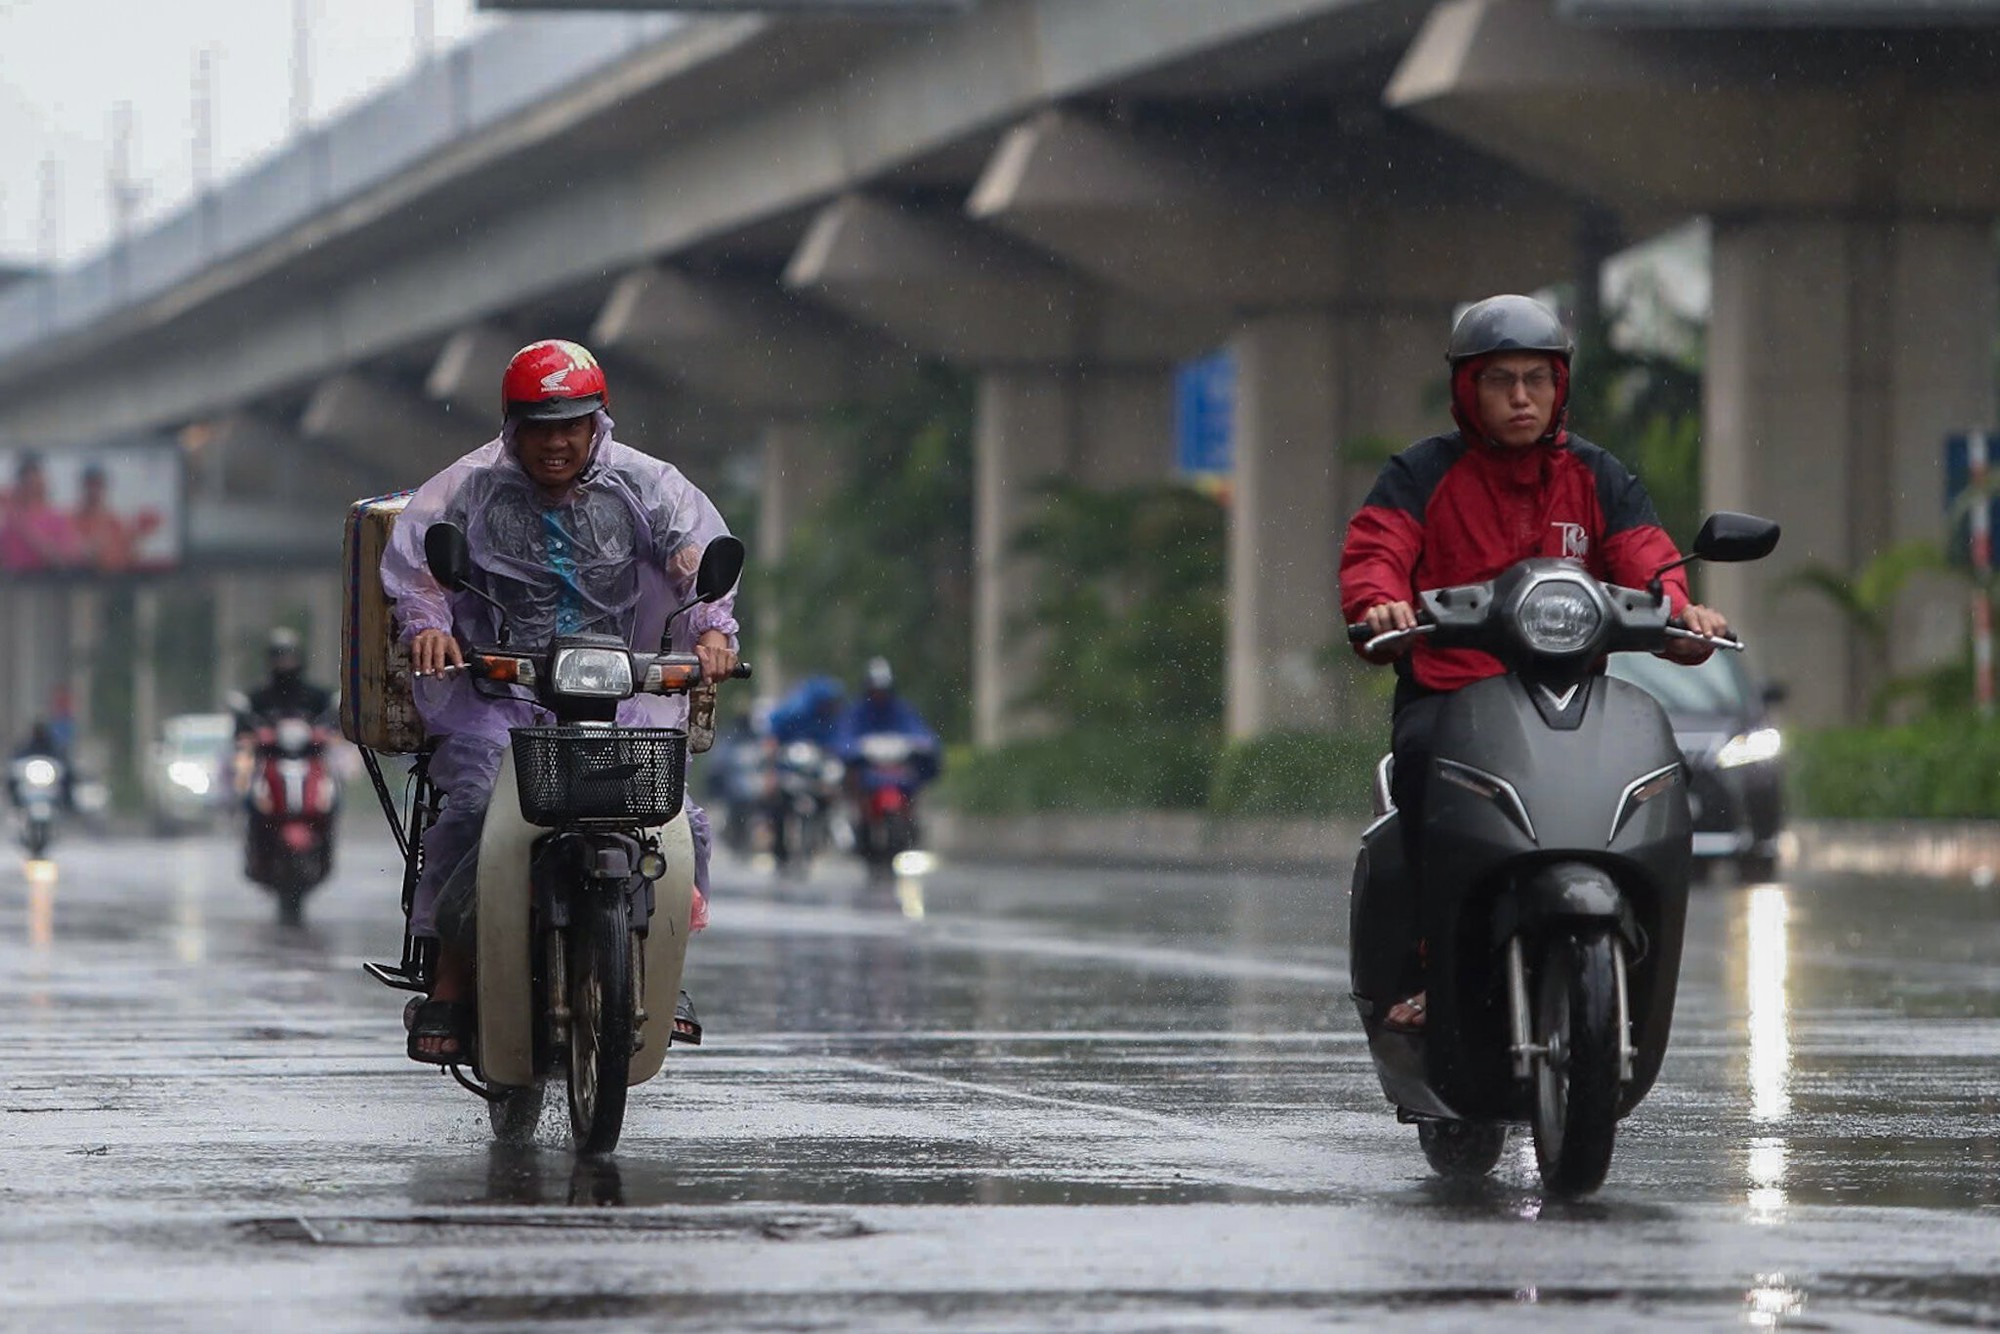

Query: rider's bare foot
left=1385, top=990, right=1428, bottom=1033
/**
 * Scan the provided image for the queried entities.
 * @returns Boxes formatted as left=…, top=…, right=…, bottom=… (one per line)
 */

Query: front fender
left=1493, top=861, right=1638, bottom=952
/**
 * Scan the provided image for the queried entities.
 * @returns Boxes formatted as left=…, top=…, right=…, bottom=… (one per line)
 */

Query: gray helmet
left=1446, top=295, right=1574, bottom=365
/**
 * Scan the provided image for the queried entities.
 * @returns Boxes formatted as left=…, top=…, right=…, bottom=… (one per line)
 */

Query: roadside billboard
left=0, top=443, right=183, bottom=575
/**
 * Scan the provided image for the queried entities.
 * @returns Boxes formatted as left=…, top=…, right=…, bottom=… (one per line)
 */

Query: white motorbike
left=9, top=755, right=64, bottom=859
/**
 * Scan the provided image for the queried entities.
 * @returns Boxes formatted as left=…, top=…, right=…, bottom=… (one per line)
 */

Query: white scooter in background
left=9, top=755, right=65, bottom=860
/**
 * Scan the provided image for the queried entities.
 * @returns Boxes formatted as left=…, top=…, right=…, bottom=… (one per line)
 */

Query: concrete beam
left=784, top=193, right=1215, bottom=365
left=593, top=267, right=902, bottom=412
left=1387, top=0, right=2000, bottom=216
left=427, top=325, right=527, bottom=415
left=300, top=373, right=465, bottom=485
left=970, top=107, right=1580, bottom=311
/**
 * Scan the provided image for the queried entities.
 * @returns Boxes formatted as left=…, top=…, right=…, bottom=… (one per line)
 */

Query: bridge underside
left=2, top=0, right=1995, bottom=761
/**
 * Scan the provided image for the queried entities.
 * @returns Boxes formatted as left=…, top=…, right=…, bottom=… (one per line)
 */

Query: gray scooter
left=1348, top=512, right=1780, bottom=1195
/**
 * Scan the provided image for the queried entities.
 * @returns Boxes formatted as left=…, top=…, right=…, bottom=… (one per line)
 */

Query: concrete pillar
left=1705, top=216, right=1998, bottom=726
left=1228, top=311, right=1344, bottom=740
left=133, top=586, right=161, bottom=794
left=974, top=370, right=1073, bottom=747
left=757, top=419, right=842, bottom=688
left=969, top=365, right=1175, bottom=745
left=1226, top=304, right=1449, bottom=741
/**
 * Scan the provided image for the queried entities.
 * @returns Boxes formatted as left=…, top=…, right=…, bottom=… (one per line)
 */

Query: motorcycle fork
left=1505, top=933, right=1637, bottom=1083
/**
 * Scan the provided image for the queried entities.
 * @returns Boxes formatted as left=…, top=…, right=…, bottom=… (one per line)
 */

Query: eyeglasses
left=1475, top=369, right=1557, bottom=393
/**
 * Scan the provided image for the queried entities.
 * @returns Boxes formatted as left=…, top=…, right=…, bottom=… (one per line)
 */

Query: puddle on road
left=236, top=1206, right=873, bottom=1248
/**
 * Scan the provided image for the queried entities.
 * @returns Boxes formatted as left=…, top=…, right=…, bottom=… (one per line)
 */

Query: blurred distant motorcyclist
left=834, top=659, right=939, bottom=873
left=8, top=720, right=73, bottom=809
left=244, top=628, right=336, bottom=726
left=756, top=676, right=847, bottom=866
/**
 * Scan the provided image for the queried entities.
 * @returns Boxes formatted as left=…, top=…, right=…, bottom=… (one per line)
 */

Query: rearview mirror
left=1692, top=512, right=1781, bottom=564
left=693, top=535, right=745, bottom=604
left=424, top=522, right=473, bottom=591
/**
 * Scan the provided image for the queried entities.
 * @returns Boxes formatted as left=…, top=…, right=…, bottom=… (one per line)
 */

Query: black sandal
left=407, top=999, right=473, bottom=1066
left=671, top=990, right=702, bottom=1046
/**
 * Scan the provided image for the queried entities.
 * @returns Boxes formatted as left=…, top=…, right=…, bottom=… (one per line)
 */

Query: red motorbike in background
left=847, top=733, right=933, bottom=884
left=240, top=709, right=341, bottom=923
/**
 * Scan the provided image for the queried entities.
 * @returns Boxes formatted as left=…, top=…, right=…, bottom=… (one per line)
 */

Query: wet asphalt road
left=1, top=826, right=1998, bottom=1331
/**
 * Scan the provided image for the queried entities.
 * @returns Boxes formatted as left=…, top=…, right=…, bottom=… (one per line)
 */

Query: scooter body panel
left=475, top=748, right=696, bottom=1089
left=1351, top=673, right=1691, bottom=1123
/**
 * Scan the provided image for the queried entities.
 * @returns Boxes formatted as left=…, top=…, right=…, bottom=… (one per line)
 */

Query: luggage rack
left=359, top=742, right=440, bottom=993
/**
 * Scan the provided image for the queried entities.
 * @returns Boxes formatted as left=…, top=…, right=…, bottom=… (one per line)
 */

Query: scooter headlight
left=1517, top=579, right=1603, bottom=655
left=167, top=760, right=212, bottom=795
left=21, top=758, right=59, bottom=789
left=550, top=647, right=635, bottom=699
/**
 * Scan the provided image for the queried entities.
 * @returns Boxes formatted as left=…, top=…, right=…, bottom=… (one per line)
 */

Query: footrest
left=363, top=961, right=429, bottom=993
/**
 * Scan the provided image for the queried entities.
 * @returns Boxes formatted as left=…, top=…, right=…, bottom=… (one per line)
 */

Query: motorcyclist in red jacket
left=1339, top=294, right=1731, bottom=1031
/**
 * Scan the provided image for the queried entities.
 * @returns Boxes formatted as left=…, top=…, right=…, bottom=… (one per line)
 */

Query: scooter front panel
left=628, top=815, right=694, bottom=1086
left=475, top=750, right=538, bottom=1088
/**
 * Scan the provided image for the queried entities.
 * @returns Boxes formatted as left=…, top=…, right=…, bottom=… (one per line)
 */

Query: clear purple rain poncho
left=379, top=412, right=738, bottom=937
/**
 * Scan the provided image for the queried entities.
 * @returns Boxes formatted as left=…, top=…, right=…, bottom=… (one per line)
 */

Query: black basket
left=510, top=726, right=688, bottom=828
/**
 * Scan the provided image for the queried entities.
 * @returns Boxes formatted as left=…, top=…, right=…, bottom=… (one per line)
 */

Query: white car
left=147, top=713, right=239, bottom=834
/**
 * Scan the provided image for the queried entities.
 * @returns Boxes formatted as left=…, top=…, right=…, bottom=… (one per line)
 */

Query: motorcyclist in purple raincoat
left=381, top=339, right=739, bottom=1064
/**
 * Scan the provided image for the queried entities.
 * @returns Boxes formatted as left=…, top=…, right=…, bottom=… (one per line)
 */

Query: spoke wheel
left=566, top=895, right=634, bottom=1156
left=489, top=1080, right=546, bottom=1144
left=1531, top=931, right=1623, bottom=1196
left=1418, top=1120, right=1508, bottom=1178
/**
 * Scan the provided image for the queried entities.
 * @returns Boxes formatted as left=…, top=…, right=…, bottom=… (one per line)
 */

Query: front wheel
left=1530, top=931, right=1623, bottom=1196
left=1418, top=1120, right=1508, bottom=1178
left=566, top=896, right=635, bottom=1156
left=24, top=817, right=50, bottom=859
left=489, top=1081, right=546, bottom=1144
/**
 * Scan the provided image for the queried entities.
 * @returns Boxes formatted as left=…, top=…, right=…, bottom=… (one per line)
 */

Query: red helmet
left=500, top=339, right=608, bottom=421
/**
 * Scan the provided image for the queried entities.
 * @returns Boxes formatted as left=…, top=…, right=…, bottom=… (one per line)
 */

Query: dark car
left=1606, top=649, right=1786, bottom=882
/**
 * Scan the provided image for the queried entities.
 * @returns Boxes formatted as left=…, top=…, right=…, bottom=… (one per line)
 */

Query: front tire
left=24, top=817, right=50, bottom=859
left=566, top=896, right=634, bottom=1156
left=1530, top=931, right=1623, bottom=1196
left=1418, top=1120, right=1508, bottom=1178
left=489, top=1081, right=546, bottom=1144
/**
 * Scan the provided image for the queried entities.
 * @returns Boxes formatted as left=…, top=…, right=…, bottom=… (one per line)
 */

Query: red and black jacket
left=1339, top=430, right=1696, bottom=693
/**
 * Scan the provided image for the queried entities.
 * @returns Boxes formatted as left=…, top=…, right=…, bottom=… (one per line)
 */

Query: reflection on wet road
left=1, top=831, right=1997, bottom=1329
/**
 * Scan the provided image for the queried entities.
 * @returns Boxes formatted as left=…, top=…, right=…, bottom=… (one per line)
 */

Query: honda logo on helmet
left=540, top=368, right=572, bottom=393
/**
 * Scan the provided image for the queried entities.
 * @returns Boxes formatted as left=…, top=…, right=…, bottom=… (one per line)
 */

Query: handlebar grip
left=1346, top=624, right=1372, bottom=644
left=732, top=662, right=754, bottom=681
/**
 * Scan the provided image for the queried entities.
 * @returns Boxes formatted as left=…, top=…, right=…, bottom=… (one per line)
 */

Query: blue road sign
left=1175, top=350, right=1234, bottom=477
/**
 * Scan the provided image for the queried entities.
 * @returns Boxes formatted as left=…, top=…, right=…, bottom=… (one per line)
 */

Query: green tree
left=768, top=363, right=975, bottom=741
left=1011, top=479, right=1227, bottom=731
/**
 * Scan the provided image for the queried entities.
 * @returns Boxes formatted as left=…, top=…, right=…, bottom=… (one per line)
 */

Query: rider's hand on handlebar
left=1666, top=603, right=1731, bottom=661
left=695, top=630, right=738, bottom=684
left=1362, top=600, right=1420, bottom=657
left=410, top=628, right=464, bottom=678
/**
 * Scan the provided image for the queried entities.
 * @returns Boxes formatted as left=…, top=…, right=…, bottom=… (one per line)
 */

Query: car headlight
left=21, top=758, right=59, bottom=788
left=167, top=760, right=212, bottom=795
left=1517, top=579, right=1603, bottom=654
left=550, top=647, right=635, bottom=698
left=1717, top=727, right=1782, bottom=769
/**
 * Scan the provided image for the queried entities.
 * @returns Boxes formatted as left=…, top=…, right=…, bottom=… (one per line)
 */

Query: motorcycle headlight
left=275, top=719, right=313, bottom=753
left=550, top=647, right=634, bottom=699
left=1717, top=727, right=1783, bottom=769
left=21, top=758, right=59, bottom=788
left=1517, top=579, right=1603, bottom=655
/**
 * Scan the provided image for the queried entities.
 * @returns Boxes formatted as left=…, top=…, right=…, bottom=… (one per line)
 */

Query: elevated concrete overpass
left=2, top=0, right=1996, bottom=761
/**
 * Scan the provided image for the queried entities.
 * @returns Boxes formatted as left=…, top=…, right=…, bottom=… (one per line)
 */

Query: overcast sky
left=0, top=0, right=494, bottom=265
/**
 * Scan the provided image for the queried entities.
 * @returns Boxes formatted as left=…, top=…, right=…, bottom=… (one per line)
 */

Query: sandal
left=407, top=999, right=473, bottom=1066
left=1383, top=990, right=1428, bottom=1035
left=671, top=989, right=702, bottom=1047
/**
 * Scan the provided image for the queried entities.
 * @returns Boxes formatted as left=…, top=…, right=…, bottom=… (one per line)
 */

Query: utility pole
left=108, top=101, right=144, bottom=246
left=191, top=48, right=216, bottom=195
left=36, top=155, right=62, bottom=266
left=290, top=0, right=313, bottom=136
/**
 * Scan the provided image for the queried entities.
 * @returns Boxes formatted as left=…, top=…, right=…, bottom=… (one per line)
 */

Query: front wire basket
left=510, top=725, right=688, bottom=828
